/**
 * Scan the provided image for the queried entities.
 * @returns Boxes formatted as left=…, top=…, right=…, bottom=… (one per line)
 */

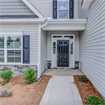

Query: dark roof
left=0, top=15, right=39, bottom=18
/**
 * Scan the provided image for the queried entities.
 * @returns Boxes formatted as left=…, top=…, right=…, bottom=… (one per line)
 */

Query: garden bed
left=74, top=75, right=104, bottom=105
left=0, top=75, right=51, bottom=105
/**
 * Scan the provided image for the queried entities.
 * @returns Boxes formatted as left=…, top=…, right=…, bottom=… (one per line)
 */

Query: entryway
left=52, top=34, right=75, bottom=68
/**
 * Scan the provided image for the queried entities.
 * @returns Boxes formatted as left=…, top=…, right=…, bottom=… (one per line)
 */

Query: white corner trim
left=21, top=0, right=43, bottom=18
left=82, top=0, right=94, bottom=8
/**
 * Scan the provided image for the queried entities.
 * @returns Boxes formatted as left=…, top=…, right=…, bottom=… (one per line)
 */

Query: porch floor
left=43, top=69, right=84, bottom=76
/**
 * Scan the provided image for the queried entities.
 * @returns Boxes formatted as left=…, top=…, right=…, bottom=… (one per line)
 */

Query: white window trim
left=57, top=0, right=69, bottom=19
left=0, top=34, right=23, bottom=64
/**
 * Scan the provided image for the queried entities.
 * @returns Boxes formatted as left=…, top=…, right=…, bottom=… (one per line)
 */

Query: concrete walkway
left=40, top=76, right=83, bottom=105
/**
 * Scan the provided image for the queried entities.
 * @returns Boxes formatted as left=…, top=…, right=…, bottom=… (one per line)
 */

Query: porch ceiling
left=42, top=19, right=87, bottom=31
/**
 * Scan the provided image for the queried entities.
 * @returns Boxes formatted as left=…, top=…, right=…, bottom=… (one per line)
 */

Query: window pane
left=15, top=57, right=21, bottom=62
left=15, top=50, right=21, bottom=57
left=58, top=10, right=68, bottom=18
left=7, top=36, right=21, bottom=49
left=8, top=57, right=15, bottom=62
left=58, top=1, right=68, bottom=9
left=7, top=50, right=21, bottom=63
left=0, top=50, right=4, bottom=62
left=0, top=36, right=4, bottom=48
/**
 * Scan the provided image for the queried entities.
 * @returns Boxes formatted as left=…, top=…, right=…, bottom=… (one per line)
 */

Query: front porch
left=39, top=19, right=87, bottom=76
left=43, top=69, right=84, bottom=76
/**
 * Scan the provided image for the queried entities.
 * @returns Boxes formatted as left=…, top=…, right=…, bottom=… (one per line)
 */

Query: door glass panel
left=53, top=42, right=56, bottom=54
left=70, top=42, right=73, bottom=54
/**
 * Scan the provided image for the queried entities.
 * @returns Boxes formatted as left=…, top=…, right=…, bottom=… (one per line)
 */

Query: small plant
left=27, top=87, right=29, bottom=91
left=78, top=76, right=88, bottom=83
left=0, top=70, right=13, bottom=86
left=22, top=68, right=37, bottom=84
left=0, top=89, right=13, bottom=97
left=85, top=95, right=105, bottom=105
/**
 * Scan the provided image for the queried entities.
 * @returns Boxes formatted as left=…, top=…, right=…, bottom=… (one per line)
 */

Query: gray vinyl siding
left=46, top=31, right=79, bottom=61
left=79, top=0, right=105, bottom=99
left=0, top=0, right=36, bottom=16
left=29, top=0, right=79, bottom=18
left=0, top=24, right=39, bottom=65
left=41, top=30, right=47, bottom=73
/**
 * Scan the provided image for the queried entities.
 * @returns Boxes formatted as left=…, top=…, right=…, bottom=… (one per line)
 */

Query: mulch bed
left=0, top=75, right=52, bottom=105
left=74, top=75, right=104, bottom=105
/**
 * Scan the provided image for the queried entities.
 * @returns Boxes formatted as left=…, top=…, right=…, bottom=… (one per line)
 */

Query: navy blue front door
left=57, top=40, right=69, bottom=67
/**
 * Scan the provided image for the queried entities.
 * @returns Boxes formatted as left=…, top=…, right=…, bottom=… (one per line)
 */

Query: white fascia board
left=82, top=0, right=94, bottom=8
left=0, top=18, right=45, bottom=23
left=21, top=0, right=43, bottom=18
left=48, top=19, right=87, bottom=24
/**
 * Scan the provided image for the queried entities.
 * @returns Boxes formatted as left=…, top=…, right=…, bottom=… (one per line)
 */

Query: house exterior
left=0, top=0, right=105, bottom=99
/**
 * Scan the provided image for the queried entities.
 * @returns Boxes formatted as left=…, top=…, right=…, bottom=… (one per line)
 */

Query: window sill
left=0, top=63, right=37, bottom=66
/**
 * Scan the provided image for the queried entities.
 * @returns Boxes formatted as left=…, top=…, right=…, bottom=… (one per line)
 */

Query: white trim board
left=82, top=0, right=94, bottom=8
left=51, top=34, right=75, bottom=68
left=21, top=0, right=43, bottom=18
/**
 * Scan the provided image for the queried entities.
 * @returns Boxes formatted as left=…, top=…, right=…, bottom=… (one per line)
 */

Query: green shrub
left=78, top=76, right=88, bottom=83
left=22, top=68, right=36, bottom=84
left=85, top=95, right=105, bottom=105
left=0, top=70, right=13, bottom=86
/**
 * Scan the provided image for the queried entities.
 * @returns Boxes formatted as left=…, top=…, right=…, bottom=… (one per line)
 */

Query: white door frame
left=51, top=34, right=75, bottom=68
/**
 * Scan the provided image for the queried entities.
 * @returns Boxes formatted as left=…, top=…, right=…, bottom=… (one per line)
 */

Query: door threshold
left=51, top=67, right=74, bottom=69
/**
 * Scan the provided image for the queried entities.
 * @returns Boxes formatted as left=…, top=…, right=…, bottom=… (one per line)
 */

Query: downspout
left=37, top=18, right=48, bottom=78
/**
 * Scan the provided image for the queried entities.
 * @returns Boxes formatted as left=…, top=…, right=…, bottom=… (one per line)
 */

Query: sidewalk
left=40, top=76, right=83, bottom=105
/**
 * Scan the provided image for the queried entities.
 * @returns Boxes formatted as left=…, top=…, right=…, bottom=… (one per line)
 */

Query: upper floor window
left=58, top=0, right=69, bottom=19
left=53, top=0, right=74, bottom=19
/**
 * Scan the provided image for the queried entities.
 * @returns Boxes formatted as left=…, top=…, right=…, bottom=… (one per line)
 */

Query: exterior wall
left=41, top=30, right=47, bottom=73
left=79, top=0, right=105, bottom=99
left=29, top=0, right=79, bottom=19
left=0, top=23, right=39, bottom=65
left=0, top=23, right=39, bottom=76
left=0, top=0, right=35, bottom=15
left=46, top=31, right=79, bottom=61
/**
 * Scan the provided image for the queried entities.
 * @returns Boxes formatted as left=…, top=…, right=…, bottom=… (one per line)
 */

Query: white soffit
left=82, top=0, right=94, bottom=8
left=42, top=19, right=87, bottom=31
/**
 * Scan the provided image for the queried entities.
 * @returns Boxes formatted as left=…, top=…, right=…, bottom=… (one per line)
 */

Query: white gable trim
left=21, top=0, right=43, bottom=18
left=82, top=0, right=94, bottom=8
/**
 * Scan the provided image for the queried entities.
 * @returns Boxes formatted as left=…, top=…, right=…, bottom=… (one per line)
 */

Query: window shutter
left=69, top=0, right=74, bottom=19
left=23, top=35, right=30, bottom=64
left=53, top=0, right=57, bottom=19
